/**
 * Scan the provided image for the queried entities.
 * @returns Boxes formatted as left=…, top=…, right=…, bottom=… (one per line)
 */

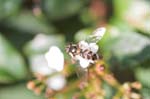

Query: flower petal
left=89, top=43, right=99, bottom=53
left=46, top=74, right=66, bottom=91
left=45, top=46, right=64, bottom=71
left=30, top=54, right=54, bottom=75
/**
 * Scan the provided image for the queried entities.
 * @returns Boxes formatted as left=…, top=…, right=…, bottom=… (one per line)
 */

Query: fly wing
left=87, top=27, right=106, bottom=43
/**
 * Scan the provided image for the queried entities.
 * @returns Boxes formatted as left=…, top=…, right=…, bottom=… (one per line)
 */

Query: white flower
left=30, top=54, right=54, bottom=76
left=46, top=74, right=66, bottom=91
left=31, top=34, right=50, bottom=50
left=45, top=46, right=64, bottom=72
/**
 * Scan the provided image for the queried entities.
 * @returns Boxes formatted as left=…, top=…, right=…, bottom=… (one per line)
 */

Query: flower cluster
left=27, top=45, right=66, bottom=97
left=27, top=27, right=142, bottom=99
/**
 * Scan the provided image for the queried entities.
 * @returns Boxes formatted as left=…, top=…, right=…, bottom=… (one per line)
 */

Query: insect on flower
left=66, top=27, right=106, bottom=68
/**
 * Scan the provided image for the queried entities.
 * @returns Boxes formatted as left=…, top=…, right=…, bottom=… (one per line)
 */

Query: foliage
left=0, top=0, right=149, bottom=99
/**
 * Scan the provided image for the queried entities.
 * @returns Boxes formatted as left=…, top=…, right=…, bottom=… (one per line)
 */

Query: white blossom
left=30, top=54, right=54, bottom=76
left=45, top=46, right=64, bottom=72
left=46, top=74, right=66, bottom=91
left=31, top=34, right=50, bottom=50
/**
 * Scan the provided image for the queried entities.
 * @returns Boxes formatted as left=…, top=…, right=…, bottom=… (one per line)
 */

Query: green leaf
left=141, top=87, right=150, bottom=99
left=75, top=28, right=94, bottom=42
left=0, top=84, right=45, bottom=99
left=100, top=26, right=150, bottom=68
left=80, top=8, right=96, bottom=26
left=1, top=12, right=56, bottom=34
left=103, top=83, right=115, bottom=99
left=113, top=0, right=131, bottom=19
left=135, top=68, right=150, bottom=88
left=0, top=33, right=27, bottom=83
left=0, top=69, right=16, bottom=83
left=0, top=0, right=21, bottom=20
left=42, top=0, right=87, bottom=20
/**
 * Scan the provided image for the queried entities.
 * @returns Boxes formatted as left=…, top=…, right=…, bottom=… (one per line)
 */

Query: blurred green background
left=0, top=0, right=150, bottom=99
